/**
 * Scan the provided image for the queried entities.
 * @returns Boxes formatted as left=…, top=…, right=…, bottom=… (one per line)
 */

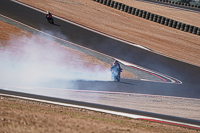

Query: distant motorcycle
left=111, top=64, right=122, bottom=82
left=46, top=14, right=54, bottom=24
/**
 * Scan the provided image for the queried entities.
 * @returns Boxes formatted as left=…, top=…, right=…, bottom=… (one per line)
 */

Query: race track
left=1, top=0, right=200, bottom=129
left=0, top=0, right=200, bottom=99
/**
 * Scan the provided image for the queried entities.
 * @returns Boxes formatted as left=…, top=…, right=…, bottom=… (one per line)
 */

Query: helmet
left=46, top=11, right=49, bottom=14
left=114, top=60, right=119, bottom=64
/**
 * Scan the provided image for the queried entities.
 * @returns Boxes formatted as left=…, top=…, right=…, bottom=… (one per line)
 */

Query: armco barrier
left=93, top=0, right=200, bottom=36
left=158, top=0, right=200, bottom=8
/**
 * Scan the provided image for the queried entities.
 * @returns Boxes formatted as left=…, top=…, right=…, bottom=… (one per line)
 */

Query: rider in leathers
left=46, top=11, right=52, bottom=20
left=111, top=60, right=122, bottom=81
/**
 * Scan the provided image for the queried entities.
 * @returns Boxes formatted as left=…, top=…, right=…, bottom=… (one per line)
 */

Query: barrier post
left=110, top=1, right=114, bottom=7
left=176, top=22, right=181, bottom=29
left=131, top=8, right=136, bottom=15
left=124, top=5, right=129, bottom=12
left=103, top=0, right=107, bottom=5
left=192, top=27, right=198, bottom=34
left=145, top=12, right=150, bottom=19
left=127, top=7, right=133, bottom=14
left=135, top=9, right=140, bottom=16
left=142, top=11, right=147, bottom=18
left=117, top=3, right=122, bottom=10
left=164, top=18, right=169, bottom=26
left=157, top=16, right=162, bottom=23
left=114, top=2, right=118, bottom=9
left=184, top=24, right=189, bottom=32
left=172, top=21, right=177, bottom=28
left=149, top=13, right=154, bottom=21
left=197, top=28, right=200, bottom=35
left=120, top=4, right=125, bottom=11
left=106, top=0, right=111, bottom=6
left=188, top=25, right=194, bottom=33
left=139, top=10, right=143, bottom=17
left=168, top=19, right=173, bottom=27
left=160, top=17, right=166, bottom=24
left=153, top=15, right=158, bottom=22
left=180, top=23, right=186, bottom=31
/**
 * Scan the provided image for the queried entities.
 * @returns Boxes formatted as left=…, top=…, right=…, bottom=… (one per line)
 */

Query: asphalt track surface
left=0, top=0, right=200, bottom=100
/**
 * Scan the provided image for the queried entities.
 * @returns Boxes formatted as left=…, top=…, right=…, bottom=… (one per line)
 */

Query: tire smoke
left=0, top=33, right=111, bottom=88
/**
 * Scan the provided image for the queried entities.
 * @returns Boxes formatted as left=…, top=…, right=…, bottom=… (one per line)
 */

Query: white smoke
left=0, top=33, right=111, bottom=88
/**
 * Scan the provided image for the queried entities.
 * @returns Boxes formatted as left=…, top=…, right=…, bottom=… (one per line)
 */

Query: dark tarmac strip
left=0, top=0, right=200, bottom=99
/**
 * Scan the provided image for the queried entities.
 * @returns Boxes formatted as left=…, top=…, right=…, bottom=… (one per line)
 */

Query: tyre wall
left=93, top=0, right=200, bottom=36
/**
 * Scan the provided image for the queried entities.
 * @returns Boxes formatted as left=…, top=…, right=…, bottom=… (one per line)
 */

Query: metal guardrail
left=93, top=0, right=200, bottom=36
left=154, top=0, right=200, bottom=9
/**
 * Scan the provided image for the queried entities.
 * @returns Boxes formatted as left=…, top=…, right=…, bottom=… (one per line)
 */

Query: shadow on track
left=119, top=81, right=135, bottom=86
left=52, top=23, right=60, bottom=26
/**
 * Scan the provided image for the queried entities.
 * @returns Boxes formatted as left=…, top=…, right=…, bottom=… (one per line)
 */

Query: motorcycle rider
left=46, top=11, right=54, bottom=24
left=46, top=11, right=52, bottom=19
left=111, top=60, right=122, bottom=81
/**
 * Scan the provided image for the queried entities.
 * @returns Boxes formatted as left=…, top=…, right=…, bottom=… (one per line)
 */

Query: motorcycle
left=46, top=15, right=54, bottom=24
left=111, top=65, right=122, bottom=82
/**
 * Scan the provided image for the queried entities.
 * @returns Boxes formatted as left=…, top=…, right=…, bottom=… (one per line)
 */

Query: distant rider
left=46, top=11, right=52, bottom=19
left=111, top=60, right=122, bottom=74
